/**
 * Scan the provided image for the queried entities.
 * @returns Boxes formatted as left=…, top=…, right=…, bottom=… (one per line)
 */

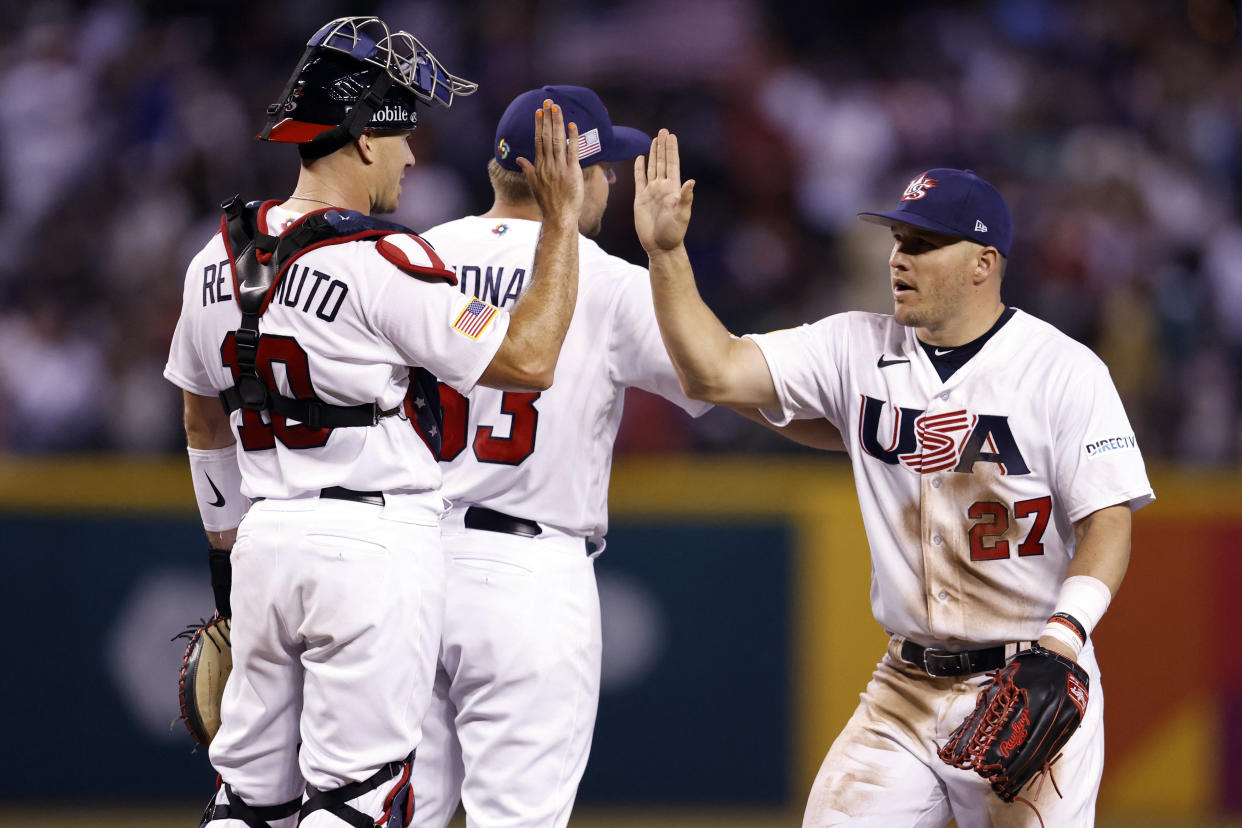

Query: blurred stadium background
left=1, top=0, right=1240, bottom=825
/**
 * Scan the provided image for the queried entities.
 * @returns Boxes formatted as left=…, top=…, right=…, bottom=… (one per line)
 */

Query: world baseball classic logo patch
left=452, top=297, right=499, bottom=339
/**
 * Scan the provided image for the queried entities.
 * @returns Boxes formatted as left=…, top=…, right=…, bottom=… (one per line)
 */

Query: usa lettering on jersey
left=858, top=395, right=1030, bottom=475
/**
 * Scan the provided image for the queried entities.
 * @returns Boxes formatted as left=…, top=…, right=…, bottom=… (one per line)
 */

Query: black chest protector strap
left=217, top=196, right=402, bottom=430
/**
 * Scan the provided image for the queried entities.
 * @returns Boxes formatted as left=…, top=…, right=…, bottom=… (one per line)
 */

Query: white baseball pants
left=802, top=638, right=1104, bottom=828
left=207, top=494, right=445, bottom=826
left=411, top=518, right=601, bottom=828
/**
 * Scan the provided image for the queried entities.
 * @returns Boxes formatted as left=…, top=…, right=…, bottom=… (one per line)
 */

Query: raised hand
left=634, top=128, right=696, bottom=253
left=516, top=99, right=584, bottom=228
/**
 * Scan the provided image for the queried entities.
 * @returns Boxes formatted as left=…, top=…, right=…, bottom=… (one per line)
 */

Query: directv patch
left=1084, top=435, right=1138, bottom=457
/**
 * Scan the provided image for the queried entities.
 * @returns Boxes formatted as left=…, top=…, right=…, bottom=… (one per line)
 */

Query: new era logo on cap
left=857, top=168, right=1014, bottom=257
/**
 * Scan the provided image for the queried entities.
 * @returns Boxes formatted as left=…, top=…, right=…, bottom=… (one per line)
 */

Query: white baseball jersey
left=749, top=309, right=1154, bottom=648
left=421, top=216, right=711, bottom=539
left=165, top=203, right=510, bottom=500
left=167, top=200, right=496, bottom=819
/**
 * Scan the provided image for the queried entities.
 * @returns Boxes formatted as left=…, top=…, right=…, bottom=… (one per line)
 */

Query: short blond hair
left=488, top=158, right=533, bottom=204
left=487, top=158, right=595, bottom=205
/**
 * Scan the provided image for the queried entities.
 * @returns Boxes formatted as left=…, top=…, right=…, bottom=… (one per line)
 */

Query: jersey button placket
left=920, top=450, right=966, bottom=641
left=921, top=470, right=954, bottom=638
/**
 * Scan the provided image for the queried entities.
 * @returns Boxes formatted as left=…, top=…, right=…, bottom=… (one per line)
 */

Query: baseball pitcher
left=407, top=87, right=712, bottom=828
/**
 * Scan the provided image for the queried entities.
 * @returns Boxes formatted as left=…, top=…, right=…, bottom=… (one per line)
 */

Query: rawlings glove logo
left=1067, top=673, right=1088, bottom=716
left=998, top=708, right=1029, bottom=758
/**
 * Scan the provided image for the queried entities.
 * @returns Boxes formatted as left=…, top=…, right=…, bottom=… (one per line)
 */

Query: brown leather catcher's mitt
left=174, top=615, right=232, bottom=747
left=938, top=645, right=1089, bottom=808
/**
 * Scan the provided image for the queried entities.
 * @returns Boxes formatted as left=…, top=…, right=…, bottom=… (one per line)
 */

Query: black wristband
left=1048, top=612, right=1086, bottom=644
left=208, top=546, right=232, bottom=618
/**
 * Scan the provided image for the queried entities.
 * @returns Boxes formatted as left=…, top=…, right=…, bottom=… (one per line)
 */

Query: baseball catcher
left=938, top=644, right=1090, bottom=824
left=163, top=9, right=588, bottom=825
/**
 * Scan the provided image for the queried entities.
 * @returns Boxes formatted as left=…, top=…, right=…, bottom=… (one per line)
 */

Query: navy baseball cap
left=858, top=169, right=1013, bottom=257
left=493, top=85, right=651, bottom=172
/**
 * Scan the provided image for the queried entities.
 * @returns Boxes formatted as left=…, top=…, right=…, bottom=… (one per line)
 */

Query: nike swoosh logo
left=934, top=348, right=954, bottom=356
left=877, top=355, right=910, bottom=369
left=205, top=473, right=226, bottom=508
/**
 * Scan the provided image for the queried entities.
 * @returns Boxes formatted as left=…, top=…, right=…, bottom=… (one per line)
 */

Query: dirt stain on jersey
left=936, top=467, right=1043, bottom=642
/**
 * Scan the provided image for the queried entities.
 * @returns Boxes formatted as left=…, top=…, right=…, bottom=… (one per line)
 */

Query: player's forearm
left=1039, top=503, right=1131, bottom=660
left=483, top=219, right=579, bottom=391
left=184, top=391, right=236, bottom=450
left=182, top=391, right=244, bottom=547
left=731, top=408, right=847, bottom=451
left=1067, top=504, right=1131, bottom=596
left=207, top=529, right=237, bottom=551
left=648, top=245, right=771, bottom=406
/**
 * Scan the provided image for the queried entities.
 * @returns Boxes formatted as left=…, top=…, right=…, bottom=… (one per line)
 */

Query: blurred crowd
left=0, top=0, right=1239, bottom=463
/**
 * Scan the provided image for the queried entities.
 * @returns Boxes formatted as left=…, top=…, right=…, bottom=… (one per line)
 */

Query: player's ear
left=974, top=246, right=1001, bottom=284
left=355, top=132, right=378, bottom=164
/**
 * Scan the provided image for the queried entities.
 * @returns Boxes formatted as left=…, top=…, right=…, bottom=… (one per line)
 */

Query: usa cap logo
left=901, top=173, right=938, bottom=201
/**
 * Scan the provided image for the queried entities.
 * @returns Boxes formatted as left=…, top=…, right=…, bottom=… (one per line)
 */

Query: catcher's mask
left=260, top=16, right=477, bottom=159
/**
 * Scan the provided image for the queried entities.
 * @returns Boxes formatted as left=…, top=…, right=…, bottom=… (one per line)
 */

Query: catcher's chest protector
left=217, top=196, right=447, bottom=453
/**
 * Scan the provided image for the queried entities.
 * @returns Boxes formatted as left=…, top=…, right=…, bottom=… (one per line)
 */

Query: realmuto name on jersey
left=858, top=395, right=1030, bottom=475
left=201, top=259, right=349, bottom=324
left=273, top=264, right=350, bottom=322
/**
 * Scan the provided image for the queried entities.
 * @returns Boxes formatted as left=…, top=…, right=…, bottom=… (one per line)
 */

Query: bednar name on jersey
left=450, top=261, right=527, bottom=309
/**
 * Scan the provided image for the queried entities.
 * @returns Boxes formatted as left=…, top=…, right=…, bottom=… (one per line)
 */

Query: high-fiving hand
left=634, top=129, right=695, bottom=253
left=516, top=99, right=584, bottom=228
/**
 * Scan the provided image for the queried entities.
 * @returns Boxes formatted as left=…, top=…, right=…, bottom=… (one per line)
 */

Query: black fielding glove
left=939, top=645, right=1089, bottom=804
left=207, top=546, right=232, bottom=618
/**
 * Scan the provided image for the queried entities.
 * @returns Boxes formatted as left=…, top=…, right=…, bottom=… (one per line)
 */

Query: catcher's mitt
left=174, top=615, right=232, bottom=747
left=938, top=645, right=1089, bottom=810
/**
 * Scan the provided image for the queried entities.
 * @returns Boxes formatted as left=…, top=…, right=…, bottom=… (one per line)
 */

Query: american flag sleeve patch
left=452, top=297, right=499, bottom=339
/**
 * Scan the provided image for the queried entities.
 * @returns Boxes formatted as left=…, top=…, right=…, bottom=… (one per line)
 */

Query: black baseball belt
left=898, top=638, right=1037, bottom=677
left=252, top=487, right=385, bottom=506
left=464, top=505, right=542, bottom=537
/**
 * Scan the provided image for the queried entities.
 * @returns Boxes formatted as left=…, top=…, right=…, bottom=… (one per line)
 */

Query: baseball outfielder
left=164, top=18, right=585, bottom=828
left=635, top=132, right=1154, bottom=827
left=407, top=86, right=711, bottom=828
